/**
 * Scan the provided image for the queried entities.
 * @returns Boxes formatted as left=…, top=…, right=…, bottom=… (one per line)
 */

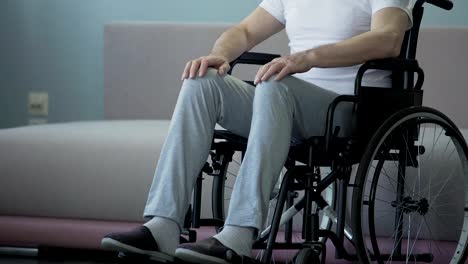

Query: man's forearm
left=305, top=30, right=403, bottom=68
left=210, top=25, right=251, bottom=63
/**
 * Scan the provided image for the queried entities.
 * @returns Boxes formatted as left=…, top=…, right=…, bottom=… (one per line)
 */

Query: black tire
left=294, top=248, right=321, bottom=264
left=352, top=106, right=468, bottom=264
left=212, top=172, right=225, bottom=222
left=211, top=150, right=235, bottom=231
left=211, top=150, right=283, bottom=232
left=212, top=152, right=337, bottom=239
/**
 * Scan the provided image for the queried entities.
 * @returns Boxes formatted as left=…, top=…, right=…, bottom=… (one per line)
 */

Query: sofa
left=1, top=23, right=467, bottom=254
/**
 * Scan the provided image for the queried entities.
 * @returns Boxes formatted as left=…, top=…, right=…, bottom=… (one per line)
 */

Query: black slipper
left=102, top=226, right=186, bottom=263
left=175, top=237, right=243, bottom=264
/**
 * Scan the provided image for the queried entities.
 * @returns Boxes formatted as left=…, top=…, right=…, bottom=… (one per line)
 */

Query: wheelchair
left=116, top=0, right=466, bottom=263
left=177, top=0, right=468, bottom=263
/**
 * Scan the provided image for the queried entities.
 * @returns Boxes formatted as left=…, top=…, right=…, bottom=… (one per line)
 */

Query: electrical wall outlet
left=28, top=92, right=49, bottom=116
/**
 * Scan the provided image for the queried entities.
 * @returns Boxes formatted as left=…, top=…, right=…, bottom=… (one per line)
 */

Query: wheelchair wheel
left=211, top=150, right=288, bottom=231
left=352, top=106, right=468, bottom=263
left=211, top=150, right=337, bottom=241
left=211, top=150, right=242, bottom=230
left=294, top=248, right=321, bottom=264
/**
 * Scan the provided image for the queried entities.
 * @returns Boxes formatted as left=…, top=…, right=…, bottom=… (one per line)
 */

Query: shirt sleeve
left=259, top=0, right=286, bottom=25
left=370, top=0, right=413, bottom=29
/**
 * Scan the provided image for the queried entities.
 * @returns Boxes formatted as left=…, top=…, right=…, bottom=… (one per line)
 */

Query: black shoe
left=101, top=226, right=178, bottom=263
left=175, top=237, right=243, bottom=264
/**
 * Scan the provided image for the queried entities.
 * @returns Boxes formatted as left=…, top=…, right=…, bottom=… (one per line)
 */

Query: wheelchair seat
left=213, top=130, right=247, bottom=149
left=214, top=130, right=361, bottom=167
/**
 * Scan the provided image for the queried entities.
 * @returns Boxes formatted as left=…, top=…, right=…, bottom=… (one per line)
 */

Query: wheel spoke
left=383, top=141, right=408, bottom=193
left=431, top=202, right=461, bottom=208
left=406, top=214, right=412, bottom=263
left=424, top=147, right=456, bottom=199
left=381, top=165, right=398, bottom=193
left=423, top=217, right=445, bottom=257
left=368, top=195, right=420, bottom=212
left=386, top=212, right=406, bottom=263
left=408, top=215, right=425, bottom=261
left=421, top=125, right=444, bottom=167
left=370, top=162, right=426, bottom=201
left=428, top=163, right=458, bottom=205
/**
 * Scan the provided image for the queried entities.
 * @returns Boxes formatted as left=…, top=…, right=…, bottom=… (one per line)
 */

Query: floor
left=0, top=256, right=350, bottom=264
left=0, top=229, right=357, bottom=264
left=0, top=248, right=122, bottom=264
left=0, top=259, right=113, bottom=264
left=0, top=245, right=356, bottom=264
left=0, top=254, right=149, bottom=264
left=0, top=230, right=355, bottom=264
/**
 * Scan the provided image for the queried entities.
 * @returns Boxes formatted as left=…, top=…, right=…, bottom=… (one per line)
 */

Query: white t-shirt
left=259, top=0, right=413, bottom=94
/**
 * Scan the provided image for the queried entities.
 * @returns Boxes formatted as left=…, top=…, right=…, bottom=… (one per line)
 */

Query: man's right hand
left=181, top=55, right=231, bottom=80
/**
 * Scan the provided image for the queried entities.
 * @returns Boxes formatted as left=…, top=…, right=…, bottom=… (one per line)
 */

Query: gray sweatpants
left=143, top=68, right=353, bottom=231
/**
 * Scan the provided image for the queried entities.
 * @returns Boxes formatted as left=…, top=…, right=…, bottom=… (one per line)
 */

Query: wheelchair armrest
left=325, top=95, right=358, bottom=152
left=360, top=58, right=420, bottom=71
left=228, top=52, right=281, bottom=74
left=354, top=58, right=425, bottom=94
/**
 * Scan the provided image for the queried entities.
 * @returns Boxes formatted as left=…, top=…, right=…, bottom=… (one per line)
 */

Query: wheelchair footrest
left=117, top=251, right=170, bottom=263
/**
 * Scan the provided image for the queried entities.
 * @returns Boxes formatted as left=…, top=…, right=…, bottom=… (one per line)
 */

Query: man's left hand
left=254, top=51, right=313, bottom=85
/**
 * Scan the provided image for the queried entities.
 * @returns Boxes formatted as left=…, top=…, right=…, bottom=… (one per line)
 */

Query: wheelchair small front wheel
left=352, top=106, right=468, bottom=264
left=294, top=248, right=321, bottom=264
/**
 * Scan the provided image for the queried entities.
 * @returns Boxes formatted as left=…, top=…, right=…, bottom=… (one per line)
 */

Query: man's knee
left=180, top=68, right=224, bottom=99
left=255, top=75, right=292, bottom=96
left=183, top=68, right=220, bottom=85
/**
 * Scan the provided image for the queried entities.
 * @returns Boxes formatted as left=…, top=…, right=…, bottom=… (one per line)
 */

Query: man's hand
left=181, top=7, right=285, bottom=81
left=254, top=51, right=313, bottom=85
left=181, top=55, right=231, bottom=80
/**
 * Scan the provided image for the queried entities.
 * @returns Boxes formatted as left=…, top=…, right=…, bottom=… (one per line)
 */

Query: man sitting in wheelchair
left=101, top=0, right=468, bottom=263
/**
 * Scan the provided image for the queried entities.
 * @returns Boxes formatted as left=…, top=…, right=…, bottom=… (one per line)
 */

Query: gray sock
left=213, top=225, right=255, bottom=257
left=143, top=217, right=180, bottom=256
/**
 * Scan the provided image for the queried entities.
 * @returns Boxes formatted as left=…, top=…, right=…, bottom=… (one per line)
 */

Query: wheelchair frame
left=183, top=0, right=466, bottom=263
